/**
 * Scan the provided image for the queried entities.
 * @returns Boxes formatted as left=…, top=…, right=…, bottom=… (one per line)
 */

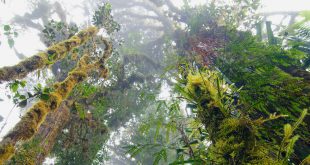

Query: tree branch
left=0, top=27, right=98, bottom=83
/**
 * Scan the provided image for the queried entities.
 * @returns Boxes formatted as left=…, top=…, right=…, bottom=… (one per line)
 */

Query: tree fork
left=0, top=26, right=98, bottom=83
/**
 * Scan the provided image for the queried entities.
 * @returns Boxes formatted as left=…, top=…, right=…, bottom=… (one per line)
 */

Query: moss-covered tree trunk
left=0, top=31, right=112, bottom=164
left=7, top=101, right=71, bottom=164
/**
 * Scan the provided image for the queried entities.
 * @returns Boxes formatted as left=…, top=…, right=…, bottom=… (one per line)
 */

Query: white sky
left=260, top=0, right=310, bottom=12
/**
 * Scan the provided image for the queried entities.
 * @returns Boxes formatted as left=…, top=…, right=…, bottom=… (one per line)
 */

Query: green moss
left=0, top=144, right=15, bottom=164
left=7, top=137, right=43, bottom=165
left=182, top=69, right=283, bottom=164
left=47, top=93, right=63, bottom=110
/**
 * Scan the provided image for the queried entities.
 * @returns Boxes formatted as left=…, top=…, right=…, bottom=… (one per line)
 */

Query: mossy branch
left=0, top=36, right=112, bottom=164
left=0, top=26, right=99, bottom=83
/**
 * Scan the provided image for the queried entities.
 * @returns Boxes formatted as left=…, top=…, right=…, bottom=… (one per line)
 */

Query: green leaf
left=36, top=83, right=42, bottom=90
left=8, top=38, right=14, bottom=48
left=189, top=139, right=199, bottom=145
left=285, top=135, right=300, bottom=159
left=284, top=124, right=292, bottom=140
left=37, top=70, right=41, bottom=79
left=292, top=109, right=307, bottom=130
left=75, top=103, right=85, bottom=119
left=11, top=82, right=19, bottom=92
left=40, top=94, right=50, bottom=101
left=4, top=25, right=11, bottom=31
left=124, top=145, right=138, bottom=155
left=154, top=121, right=162, bottom=142
left=19, top=95, right=26, bottom=100
left=131, top=145, right=147, bottom=158
left=153, top=149, right=167, bottom=165
left=18, top=99, right=27, bottom=108
left=14, top=32, right=18, bottom=38
left=43, top=87, right=52, bottom=94
left=20, top=81, right=26, bottom=87
left=27, top=92, right=33, bottom=97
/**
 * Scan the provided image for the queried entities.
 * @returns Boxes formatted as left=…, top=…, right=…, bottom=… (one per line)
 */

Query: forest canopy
left=0, top=0, right=309, bottom=164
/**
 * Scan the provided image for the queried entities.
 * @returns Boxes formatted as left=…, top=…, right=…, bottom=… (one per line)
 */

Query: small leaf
left=27, top=92, right=33, bottom=97
left=4, top=25, right=11, bottom=31
left=153, top=149, right=167, bottom=165
left=285, top=135, right=300, bottom=159
left=154, top=121, right=162, bottom=142
left=14, top=32, right=18, bottom=37
left=284, top=124, right=292, bottom=140
left=8, top=38, right=14, bottom=48
left=131, top=145, right=146, bottom=158
left=19, top=95, right=26, bottom=100
left=189, top=140, right=199, bottom=145
left=40, top=94, right=50, bottom=101
left=20, top=81, right=26, bottom=87
left=18, top=100, right=27, bottom=108
left=43, top=87, right=52, bottom=94
left=37, top=70, right=41, bottom=79
left=11, top=83, right=19, bottom=92
left=37, top=83, right=42, bottom=89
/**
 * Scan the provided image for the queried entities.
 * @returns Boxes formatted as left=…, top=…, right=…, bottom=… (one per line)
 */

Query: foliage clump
left=92, top=3, right=120, bottom=34
left=179, top=68, right=307, bottom=164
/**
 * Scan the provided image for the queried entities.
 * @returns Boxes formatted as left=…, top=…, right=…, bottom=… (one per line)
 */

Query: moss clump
left=0, top=143, right=15, bottom=164
left=68, top=71, right=88, bottom=82
left=186, top=72, right=218, bottom=96
left=208, top=117, right=281, bottom=164
left=182, top=69, right=284, bottom=164
left=54, top=82, right=73, bottom=98
left=47, top=93, right=63, bottom=111
left=0, top=55, right=45, bottom=83
left=101, top=38, right=113, bottom=59
left=187, top=72, right=204, bottom=85
left=7, top=137, right=43, bottom=165
left=99, top=68, right=109, bottom=79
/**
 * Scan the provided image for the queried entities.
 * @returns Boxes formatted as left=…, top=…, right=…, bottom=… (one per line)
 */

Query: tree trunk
left=8, top=101, right=71, bottom=165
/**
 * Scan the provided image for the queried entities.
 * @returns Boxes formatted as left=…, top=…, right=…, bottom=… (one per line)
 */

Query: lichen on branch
left=0, top=26, right=99, bottom=83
